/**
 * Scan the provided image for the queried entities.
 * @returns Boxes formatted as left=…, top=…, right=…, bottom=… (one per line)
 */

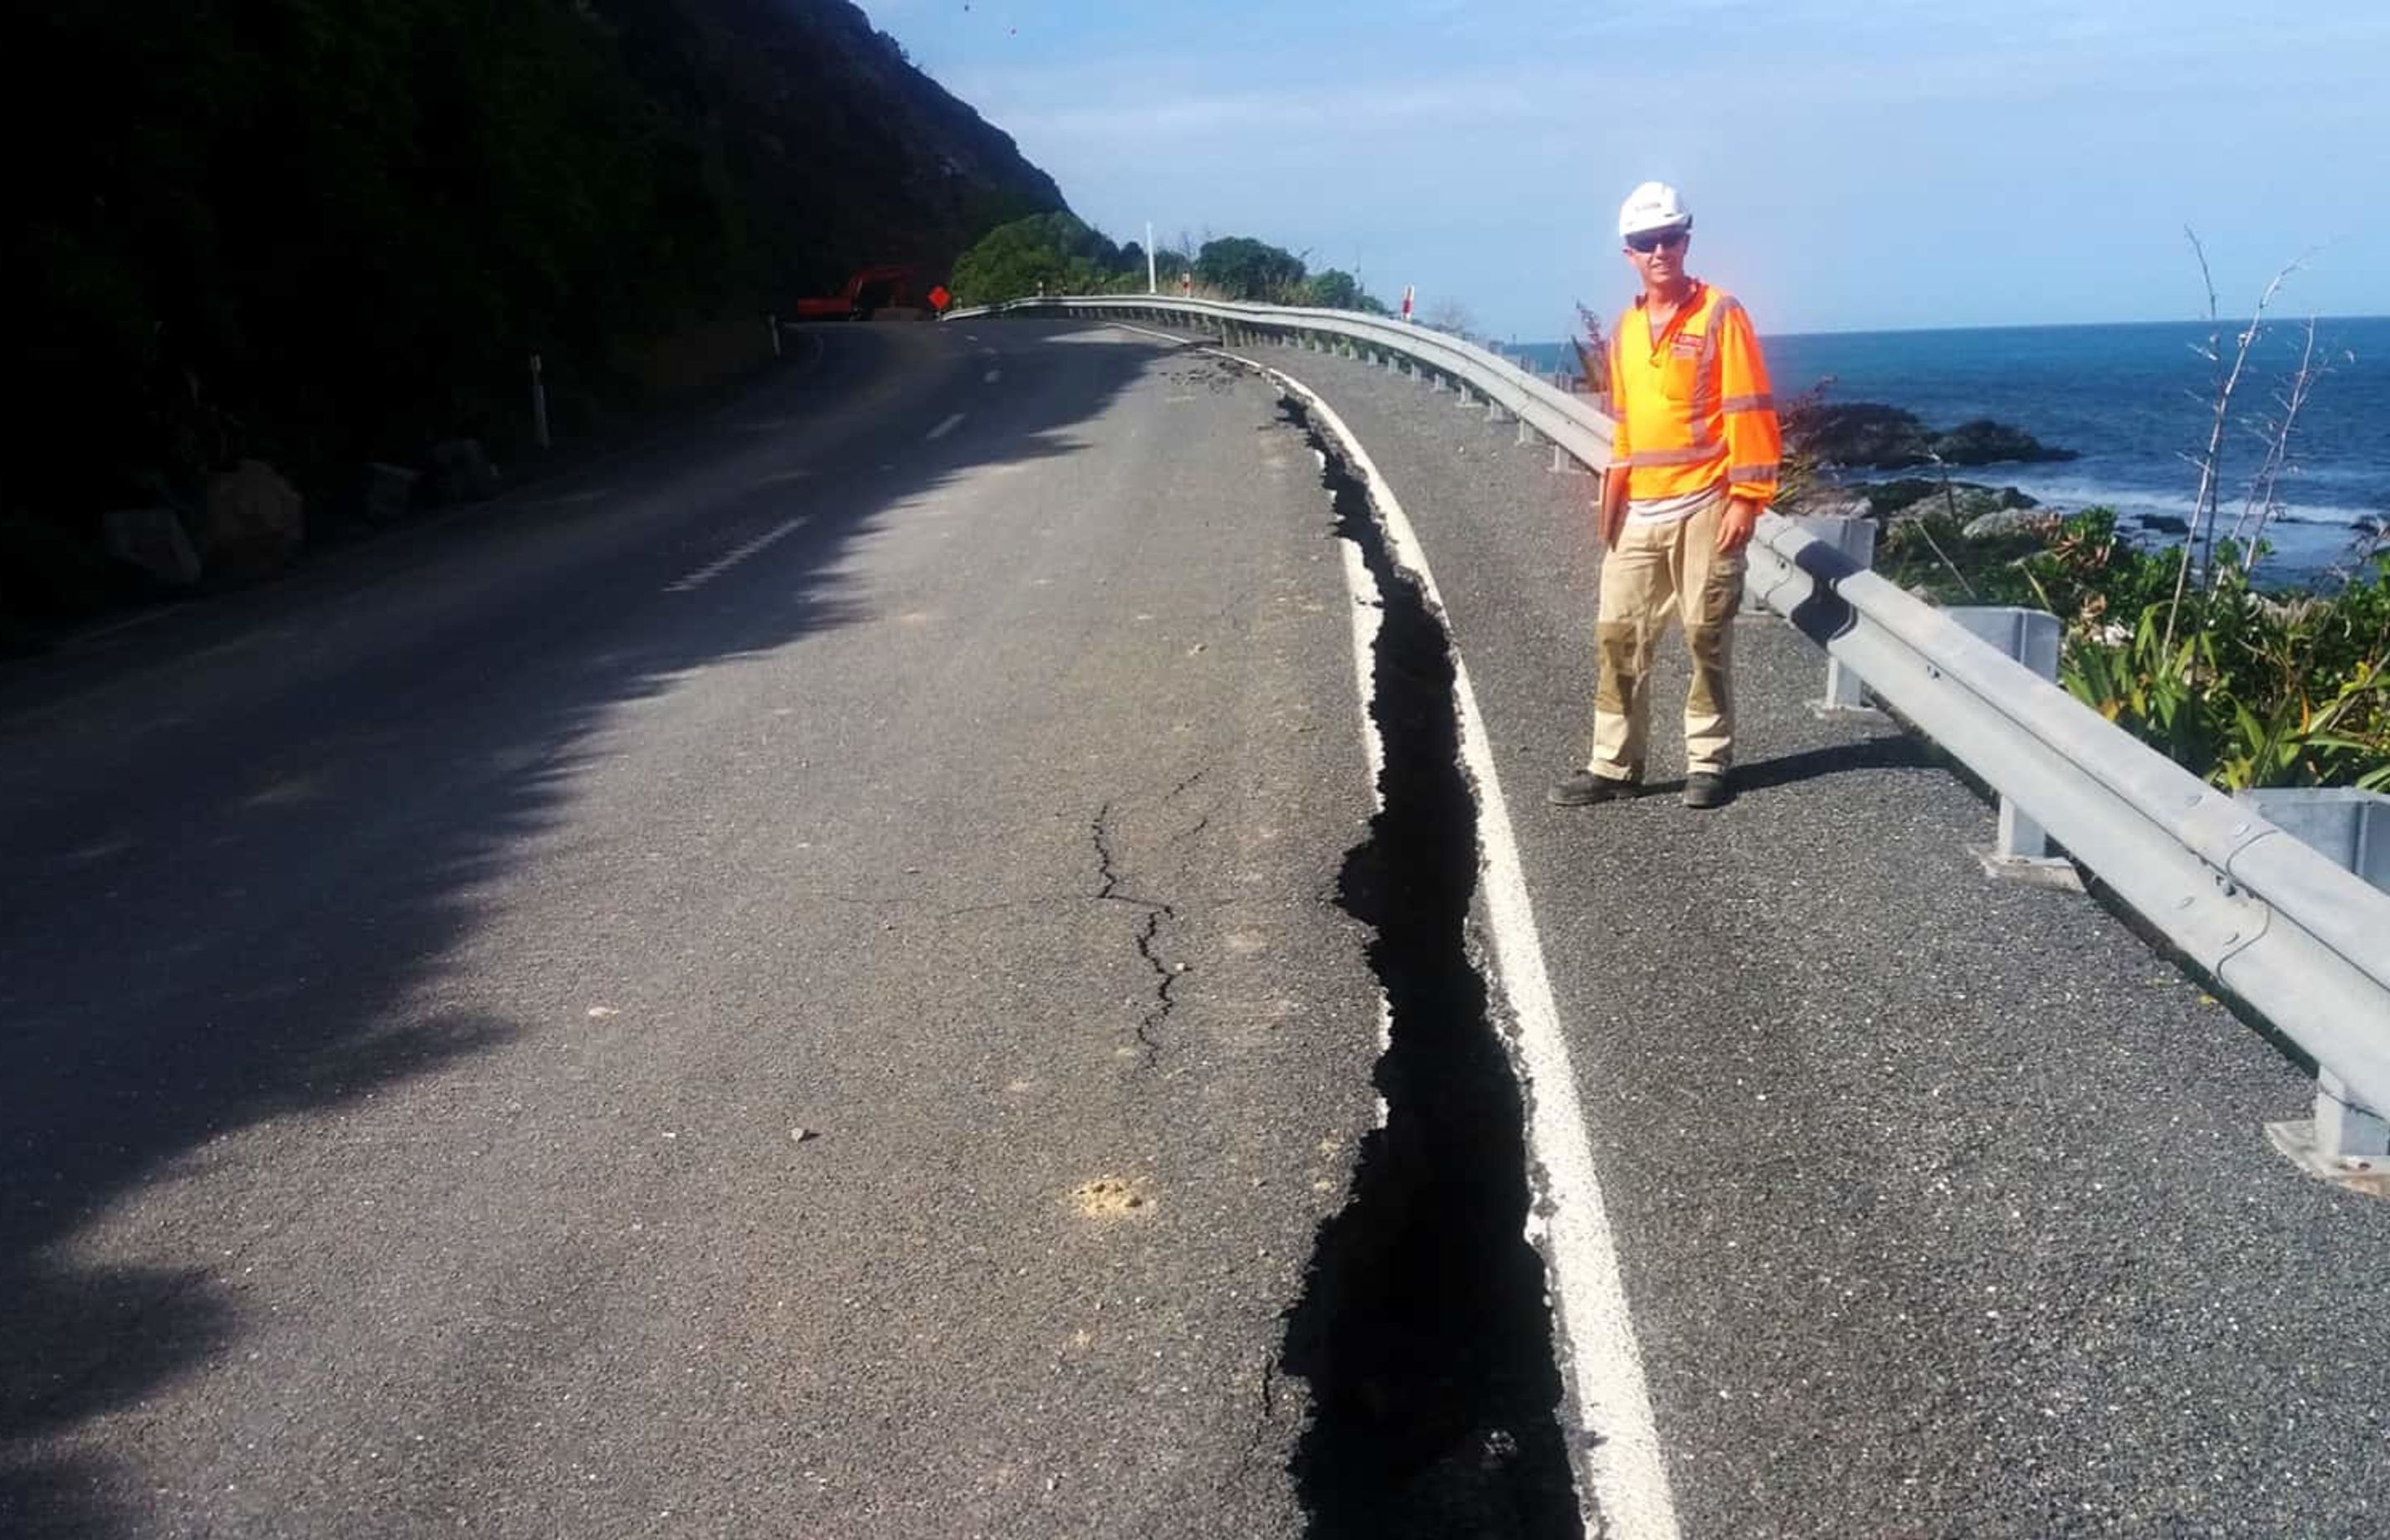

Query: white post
left=1146, top=222, right=1158, bottom=295
left=529, top=353, right=550, bottom=451
left=767, top=314, right=781, bottom=358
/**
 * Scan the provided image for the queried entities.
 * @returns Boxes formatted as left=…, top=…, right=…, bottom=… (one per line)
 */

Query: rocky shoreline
left=1776, top=400, right=2227, bottom=552
left=1785, top=401, right=2075, bottom=472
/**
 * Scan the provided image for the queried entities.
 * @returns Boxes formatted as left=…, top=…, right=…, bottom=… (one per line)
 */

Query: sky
left=865, top=0, right=2390, bottom=341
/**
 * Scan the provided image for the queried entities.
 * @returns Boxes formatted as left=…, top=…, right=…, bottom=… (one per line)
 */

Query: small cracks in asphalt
left=1092, top=801, right=1185, bottom=1065
left=1274, top=393, right=1582, bottom=1538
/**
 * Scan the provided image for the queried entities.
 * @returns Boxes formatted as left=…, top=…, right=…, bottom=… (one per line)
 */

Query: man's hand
left=1598, top=472, right=1630, bottom=551
left=1717, top=495, right=1762, bottom=553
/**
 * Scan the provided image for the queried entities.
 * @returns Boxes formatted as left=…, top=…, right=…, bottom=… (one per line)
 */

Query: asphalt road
left=12, top=312, right=2388, bottom=1540
left=1243, top=334, right=2390, bottom=1538
left=1, top=322, right=1394, bottom=1537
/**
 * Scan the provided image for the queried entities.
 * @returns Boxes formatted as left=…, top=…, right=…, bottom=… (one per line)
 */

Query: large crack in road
left=1273, top=394, right=1586, bottom=1539
left=1091, top=800, right=1185, bottom=1065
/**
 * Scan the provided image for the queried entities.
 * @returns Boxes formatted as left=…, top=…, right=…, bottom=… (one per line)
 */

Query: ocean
left=1504, top=316, right=2390, bottom=579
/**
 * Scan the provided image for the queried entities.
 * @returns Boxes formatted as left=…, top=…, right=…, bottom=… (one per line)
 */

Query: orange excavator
left=791, top=264, right=925, bottom=321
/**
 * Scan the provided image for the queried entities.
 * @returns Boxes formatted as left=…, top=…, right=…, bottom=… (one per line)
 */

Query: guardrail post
left=1516, top=417, right=1535, bottom=446
left=1946, top=607, right=2075, bottom=885
left=2318, top=1070, right=2389, bottom=1156
left=2235, top=787, right=2390, bottom=1181
left=2272, top=1066, right=2390, bottom=1182
left=2232, top=788, right=2390, bottom=894
left=1774, top=515, right=1879, bottom=710
left=529, top=353, right=550, bottom=452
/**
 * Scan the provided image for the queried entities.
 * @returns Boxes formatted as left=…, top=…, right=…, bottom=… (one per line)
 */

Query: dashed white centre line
left=926, top=412, right=966, bottom=441
left=665, top=515, right=807, bottom=593
left=983, top=368, right=1002, bottom=383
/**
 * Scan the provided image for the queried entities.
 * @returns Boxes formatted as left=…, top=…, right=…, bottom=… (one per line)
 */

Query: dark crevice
left=1091, top=801, right=1181, bottom=1065
left=1238, top=1356, right=1285, bottom=1477
left=1273, top=394, right=1584, bottom=1538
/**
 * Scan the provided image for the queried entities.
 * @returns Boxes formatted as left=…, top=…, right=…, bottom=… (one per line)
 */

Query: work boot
left=1548, top=770, right=1635, bottom=807
left=1682, top=771, right=1733, bottom=810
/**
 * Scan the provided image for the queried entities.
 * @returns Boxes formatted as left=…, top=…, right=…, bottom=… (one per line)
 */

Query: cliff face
left=2, top=0, right=1064, bottom=587
left=649, top=0, right=1066, bottom=292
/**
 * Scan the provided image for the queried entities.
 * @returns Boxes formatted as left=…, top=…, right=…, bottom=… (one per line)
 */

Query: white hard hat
left=1618, top=181, right=1691, bottom=239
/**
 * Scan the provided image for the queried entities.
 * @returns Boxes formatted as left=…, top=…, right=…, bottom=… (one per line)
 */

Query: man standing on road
left=1551, top=182, right=1781, bottom=811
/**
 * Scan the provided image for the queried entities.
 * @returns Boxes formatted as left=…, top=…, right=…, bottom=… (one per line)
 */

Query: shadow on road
left=1633, top=730, right=1939, bottom=798
left=0, top=322, right=1149, bottom=1535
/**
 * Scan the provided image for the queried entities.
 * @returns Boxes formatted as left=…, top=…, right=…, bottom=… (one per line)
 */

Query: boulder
left=1787, top=401, right=2076, bottom=470
left=102, top=505, right=202, bottom=587
left=2139, top=514, right=2191, bottom=537
left=1787, top=402, right=1934, bottom=469
left=1930, top=417, right=2079, bottom=466
left=1962, top=508, right=2056, bottom=541
left=1795, top=495, right=1876, bottom=521
left=198, top=460, right=305, bottom=568
left=1865, top=479, right=2041, bottom=524
left=429, top=438, right=500, bottom=504
left=361, top=462, right=418, bottom=524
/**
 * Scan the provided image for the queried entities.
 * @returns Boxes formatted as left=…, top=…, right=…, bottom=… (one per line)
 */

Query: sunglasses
left=1625, top=227, right=1688, bottom=254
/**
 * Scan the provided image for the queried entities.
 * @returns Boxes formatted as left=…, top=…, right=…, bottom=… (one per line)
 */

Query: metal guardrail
left=956, top=294, right=2390, bottom=1157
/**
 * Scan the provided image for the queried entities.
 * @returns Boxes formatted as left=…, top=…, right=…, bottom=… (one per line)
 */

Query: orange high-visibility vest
left=1607, top=280, right=1781, bottom=505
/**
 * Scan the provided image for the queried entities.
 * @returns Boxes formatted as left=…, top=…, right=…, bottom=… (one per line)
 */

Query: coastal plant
left=2061, top=602, right=2212, bottom=768
left=2163, top=231, right=2310, bottom=650
left=1569, top=305, right=1607, bottom=398
left=1768, top=378, right=1841, bottom=517
left=2056, top=540, right=2390, bottom=791
left=2218, top=317, right=2336, bottom=566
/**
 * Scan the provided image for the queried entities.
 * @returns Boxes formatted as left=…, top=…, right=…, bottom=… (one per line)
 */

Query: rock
left=198, top=460, right=305, bottom=569
left=1931, top=417, right=2078, bottom=466
left=1963, top=508, right=2056, bottom=541
left=1777, top=490, right=1875, bottom=520
left=1787, top=402, right=1934, bottom=470
left=102, top=505, right=202, bottom=587
left=1788, top=401, right=2076, bottom=470
left=2140, top=514, right=2191, bottom=536
left=429, top=438, right=500, bottom=504
left=1861, top=478, right=2041, bottom=523
left=361, top=462, right=418, bottom=524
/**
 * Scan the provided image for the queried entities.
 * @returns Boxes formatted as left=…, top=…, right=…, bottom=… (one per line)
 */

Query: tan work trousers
left=1588, top=493, right=1744, bottom=781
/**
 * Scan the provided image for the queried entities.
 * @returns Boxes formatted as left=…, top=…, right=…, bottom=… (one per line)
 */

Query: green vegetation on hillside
left=3, top=0, right=1063, bottom=623
left=951, top=217, right=1389, bottom=313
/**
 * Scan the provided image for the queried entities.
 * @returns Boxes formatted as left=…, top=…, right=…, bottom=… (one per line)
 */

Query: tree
left=949, top=212, right=1141, bottom=305
left=1302, top=269, right=1388, bottom=313
left=1195, top=236, right=1307, bottom=301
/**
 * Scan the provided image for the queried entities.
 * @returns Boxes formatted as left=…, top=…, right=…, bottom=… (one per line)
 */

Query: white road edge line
left=1097, top=309, right=1679, bottom=1540
left=665, top=514, right=807, bottom=594
left=1327, top=441, right=1397, bottom=1125
left=1286, top=370, right=1680, bottom=1540
left=926, top=412, right=966, bottom=441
